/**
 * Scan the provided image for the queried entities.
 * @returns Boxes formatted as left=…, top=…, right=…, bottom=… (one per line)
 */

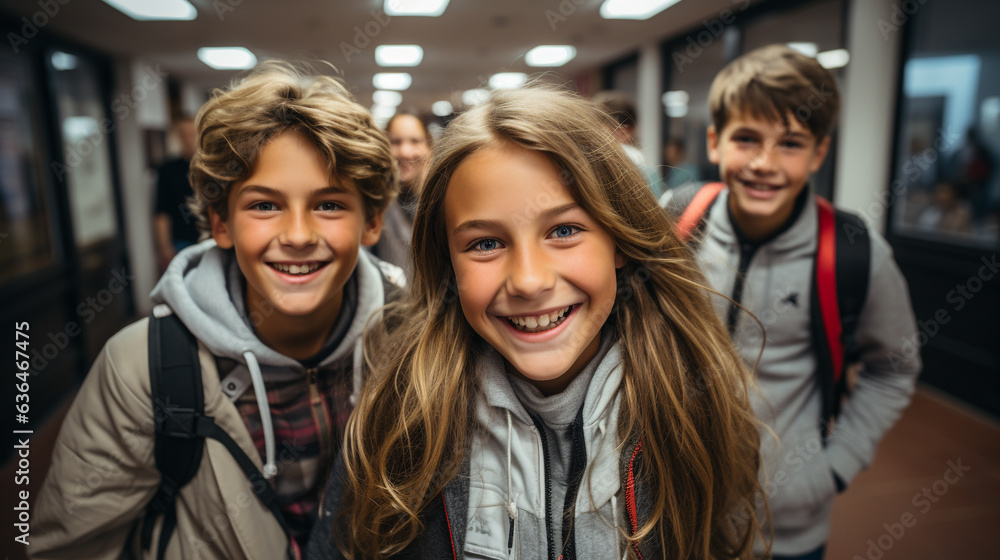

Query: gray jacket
left=307, top=341, right=661, bottom=559
left=663, top=186, right=921, bottom=555
left=32, top=242, right=404, bottom=559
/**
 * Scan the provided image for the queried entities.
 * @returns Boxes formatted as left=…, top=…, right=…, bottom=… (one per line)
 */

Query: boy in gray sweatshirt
left=662, top=45, right=921, bottom=559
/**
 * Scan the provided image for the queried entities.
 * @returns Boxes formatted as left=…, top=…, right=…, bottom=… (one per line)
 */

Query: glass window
left=48, top=50, right=119, bottom=248
left=889, top=0, right=1000, bottom=247
left=0, top=51, right=56, bottom=283
left=662, top=33, right=731, bottom=192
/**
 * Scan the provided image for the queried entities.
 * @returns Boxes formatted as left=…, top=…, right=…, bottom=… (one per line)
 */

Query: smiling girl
left=308, top=85, right=764, bottom=560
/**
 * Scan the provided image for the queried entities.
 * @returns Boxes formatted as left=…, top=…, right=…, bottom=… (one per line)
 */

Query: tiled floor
left=3, top=384, right=999, bottom=559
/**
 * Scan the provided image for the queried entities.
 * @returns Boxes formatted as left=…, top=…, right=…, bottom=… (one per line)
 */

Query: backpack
left=140, top=264, right=404, bottom=559
left=670, top=182, right=871, bottom=433
left=141, top=312, right=293, bottom=560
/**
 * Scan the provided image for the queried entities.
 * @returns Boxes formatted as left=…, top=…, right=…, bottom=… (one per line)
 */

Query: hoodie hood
left=149, top=239, right=398, bottom=480
left=150, top=239, right=390, bottom=373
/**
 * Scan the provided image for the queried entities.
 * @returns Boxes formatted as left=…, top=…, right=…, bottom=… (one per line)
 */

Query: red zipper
left=442, top=493, right=457, bottom=559
left=626, top=438, right=644, bottom=560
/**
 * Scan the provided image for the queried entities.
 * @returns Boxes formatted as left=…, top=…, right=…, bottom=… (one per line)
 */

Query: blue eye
left=318, top=201, right=341, bottom=211
left=475, top=238, right=499, bottom=252
left=252, top=201, right=277, bottom=211
left=552, top=225, right=578, bottom=238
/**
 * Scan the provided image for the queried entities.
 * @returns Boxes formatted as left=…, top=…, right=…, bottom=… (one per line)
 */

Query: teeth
left=271, top=262, right=322, bottom=275
left=744, top=180, right=778, bottom=191
left=506, top=306, right=572, bottom=333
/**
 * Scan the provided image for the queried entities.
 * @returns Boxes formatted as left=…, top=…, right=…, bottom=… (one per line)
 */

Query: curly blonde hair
left=188, top=60, right=395, bottom=236
left=338, top=84, right=765, bottom=559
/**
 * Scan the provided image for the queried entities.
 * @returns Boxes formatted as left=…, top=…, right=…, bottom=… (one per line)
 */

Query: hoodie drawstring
left=244, top=350, right=277, bottom=479
left=505, top=409, right=518, bottom=555
left=611, top=494, right=628, bottom=560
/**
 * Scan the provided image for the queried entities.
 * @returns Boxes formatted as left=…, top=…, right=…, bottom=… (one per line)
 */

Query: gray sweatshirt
left=663, top=187, right=921, bottom=555
left=149, top=240, right=402, bottom=526
left=466, top=336, right=627, bottom=559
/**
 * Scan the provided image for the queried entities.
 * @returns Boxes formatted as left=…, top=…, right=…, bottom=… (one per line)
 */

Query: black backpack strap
left=834, top=208, right=870, bottom=369
left=143, top=314, right=294, bottom=559
left=142, top=313, right=206, bottom=558
left=191, top=416, right=294, bottom=542
left=810, top=204, right=871, bottom=436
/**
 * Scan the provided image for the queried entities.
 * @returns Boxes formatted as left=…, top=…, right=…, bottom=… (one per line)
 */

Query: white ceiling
left=1, top=0, right=764, bottom=110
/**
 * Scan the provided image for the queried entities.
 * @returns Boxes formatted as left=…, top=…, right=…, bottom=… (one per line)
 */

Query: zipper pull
left=306, top=367, right=321, bottom=404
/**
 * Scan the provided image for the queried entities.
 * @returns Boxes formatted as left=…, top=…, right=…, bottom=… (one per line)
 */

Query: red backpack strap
left=674, top=182, right=726, bottom=241
left=815, top=196, right=844, bottom=383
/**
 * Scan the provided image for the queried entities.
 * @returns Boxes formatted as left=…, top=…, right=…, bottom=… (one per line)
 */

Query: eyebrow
left=732, top=127, right=811, bottom=140
left=235, top=184, right=351, bottom=197
left=452, top=202, right=582, bottom=235
left=782, top=130, right=811, bottom=140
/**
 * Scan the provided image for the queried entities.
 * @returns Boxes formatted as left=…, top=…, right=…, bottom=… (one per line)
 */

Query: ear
left=809, top=135, right=832, bottom=174
left=706, top=125, right=721, bottom=165
left=209, top=207, right=234, bottom=249
left=360, top=210, right=385, bottom=247
left=614, top=250, right=626, bottom=269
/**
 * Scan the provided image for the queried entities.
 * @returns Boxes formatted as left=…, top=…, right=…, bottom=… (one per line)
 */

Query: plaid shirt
left=218, top=356, right=354, bottom=553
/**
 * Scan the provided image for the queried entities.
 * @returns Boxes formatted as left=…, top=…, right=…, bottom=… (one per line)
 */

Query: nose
left=399, top=140, right=421, bottom=161
left=748, top=142, right=778, bottom=174
left=505, top=243, right=555, bottom=299
left=279, top=209, right=318, bottom=248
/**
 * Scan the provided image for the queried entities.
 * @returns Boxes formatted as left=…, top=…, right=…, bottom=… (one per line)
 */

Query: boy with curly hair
left=33, top=61, right=402, bottom=559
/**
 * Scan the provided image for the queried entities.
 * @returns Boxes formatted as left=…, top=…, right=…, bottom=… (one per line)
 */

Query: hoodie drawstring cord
left=505, top=409, right=518, bottom=554
left=244, top=351, right=277, bottom=479
left=612, top=494, right=628, bottom=560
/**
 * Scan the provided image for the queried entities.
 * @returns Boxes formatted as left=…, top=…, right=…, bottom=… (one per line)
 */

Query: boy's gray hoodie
left=149, top=240, right=401, bottom=503
left=663, top=186, right=921, bottom=555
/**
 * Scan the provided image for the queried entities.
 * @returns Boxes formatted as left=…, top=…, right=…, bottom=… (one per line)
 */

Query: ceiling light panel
left=489, top=72, right=527, bottom=90
left=385, top=0, right=449, bottom=17
left=375, top=45, right=423, bottom=67
left=373, top=73, right=413, bottom=90
left=373, top=90, right=403, bottom=106
left=197, top=47, right=256, bottom=70
left=600, top=0, right=681, bottom=20
left=525, top=45, right=577, bottom=67
left=102, top=0, right=197, bottom=21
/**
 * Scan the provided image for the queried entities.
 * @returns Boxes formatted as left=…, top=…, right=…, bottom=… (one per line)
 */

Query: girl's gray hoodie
left=465, top=335, right=629, bottom=560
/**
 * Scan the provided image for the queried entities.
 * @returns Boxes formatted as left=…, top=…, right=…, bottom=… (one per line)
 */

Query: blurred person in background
left=663, top=137, right=700, bottom=190
left=154, top=117, right=200, bottom=272
left=369, top=110, right=432, bottom=271
left=594, top=91, right=663, bottom=197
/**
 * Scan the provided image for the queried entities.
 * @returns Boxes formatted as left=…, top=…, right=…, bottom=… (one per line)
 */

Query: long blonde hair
left=338, top=84, right=763, bottom=559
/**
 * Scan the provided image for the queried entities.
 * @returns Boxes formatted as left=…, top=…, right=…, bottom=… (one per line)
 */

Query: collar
left=726, top=185, right=810, bottom=247
left=709, top=187, right=818, bottom=253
